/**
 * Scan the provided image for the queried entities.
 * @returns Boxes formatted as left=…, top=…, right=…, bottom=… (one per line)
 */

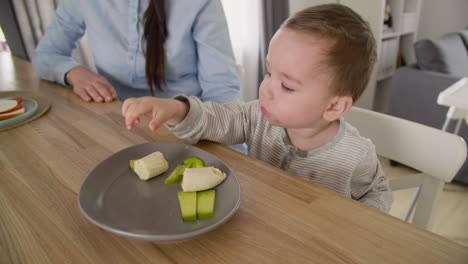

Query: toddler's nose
left=259, top=79, right=273, bottom=100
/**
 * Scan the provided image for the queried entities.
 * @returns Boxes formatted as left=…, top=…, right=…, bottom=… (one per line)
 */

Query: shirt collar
left=280, top=118, right=346, bottom=158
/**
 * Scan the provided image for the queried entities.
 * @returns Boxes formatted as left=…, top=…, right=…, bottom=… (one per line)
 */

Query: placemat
left=0, top=91, right=51, bottom=132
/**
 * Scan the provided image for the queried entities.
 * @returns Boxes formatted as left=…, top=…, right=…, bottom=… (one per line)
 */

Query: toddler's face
left=259, top=28, right=336, bottom=129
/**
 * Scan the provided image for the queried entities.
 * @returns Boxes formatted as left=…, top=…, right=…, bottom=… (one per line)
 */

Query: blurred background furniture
left=345, top=107, right=467, bottom=230
left=0, top=27, right=8, bottom=52
left=387, top=29, right=468, bottom=184
left=438, top=77, right=468, bottom=135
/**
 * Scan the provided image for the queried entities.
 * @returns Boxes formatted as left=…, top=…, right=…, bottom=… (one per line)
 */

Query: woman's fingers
left=95, top=79, right=118, bottom=101
left=73, top=88, right=91, bottom=102
left=73, top=80, right=117, bottom=103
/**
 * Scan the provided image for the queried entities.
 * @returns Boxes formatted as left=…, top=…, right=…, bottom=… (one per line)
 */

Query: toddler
left=122, top=4, right=393, bottom=212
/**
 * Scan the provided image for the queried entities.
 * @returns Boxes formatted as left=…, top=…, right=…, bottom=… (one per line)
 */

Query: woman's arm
left=31, top=0, right=85, bottom=86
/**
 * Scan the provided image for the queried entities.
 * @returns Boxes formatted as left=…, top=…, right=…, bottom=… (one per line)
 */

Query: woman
left=32, top=0, right=240, bottom=103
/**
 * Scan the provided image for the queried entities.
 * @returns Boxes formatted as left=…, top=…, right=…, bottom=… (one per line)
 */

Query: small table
left=437, top=77, right=468, bottom=134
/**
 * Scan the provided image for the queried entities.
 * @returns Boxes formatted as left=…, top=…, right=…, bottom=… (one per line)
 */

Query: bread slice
left=0, top=102, right=24, bottom=115
left=0, top=105, right=25, bottom=120
left=0, top=99, right=18, bottom=113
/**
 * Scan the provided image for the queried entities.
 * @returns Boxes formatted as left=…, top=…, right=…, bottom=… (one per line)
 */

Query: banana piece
left=133, top=151, right=169, bottom=180
left=181, top=167, right=226, bottom=192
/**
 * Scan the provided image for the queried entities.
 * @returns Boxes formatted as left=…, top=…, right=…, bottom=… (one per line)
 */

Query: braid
left=143, top=0, right=168, bottom=94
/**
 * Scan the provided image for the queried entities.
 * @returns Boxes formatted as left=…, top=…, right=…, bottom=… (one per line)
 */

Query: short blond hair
left=283, top=4, right=377, bottom=101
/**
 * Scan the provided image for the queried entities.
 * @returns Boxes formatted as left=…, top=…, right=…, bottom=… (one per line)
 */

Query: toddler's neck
left=286, top=120, right=340, bottom=151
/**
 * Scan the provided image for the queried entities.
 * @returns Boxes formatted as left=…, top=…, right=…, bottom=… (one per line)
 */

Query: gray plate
left=78, top=142, right=241, bottom=241
left=0, top=98, right=38, bottom=129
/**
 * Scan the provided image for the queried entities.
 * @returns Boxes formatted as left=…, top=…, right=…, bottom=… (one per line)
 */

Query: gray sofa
left=387, top=29, right=468, bottom=184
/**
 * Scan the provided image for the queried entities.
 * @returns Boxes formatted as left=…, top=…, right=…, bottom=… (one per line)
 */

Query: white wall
left=417, top=0, right=468, bottom=40
left=289, top=0, right=338, bottom=15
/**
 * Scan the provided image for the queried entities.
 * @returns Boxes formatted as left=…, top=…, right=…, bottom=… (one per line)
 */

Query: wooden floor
left=380, top=157, right=468, bottom=248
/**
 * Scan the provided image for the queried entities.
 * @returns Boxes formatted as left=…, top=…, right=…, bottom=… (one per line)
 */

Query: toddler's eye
left=281, top=83, right=294, bottom=92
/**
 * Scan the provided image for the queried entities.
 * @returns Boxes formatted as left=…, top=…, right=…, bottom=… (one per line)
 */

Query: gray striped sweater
left=169, top=96, right=393, bottom=212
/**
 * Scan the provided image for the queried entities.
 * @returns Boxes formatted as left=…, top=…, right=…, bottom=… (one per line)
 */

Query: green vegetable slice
left=177, top=191, right=197, bottom=222
left=183, top=157, right=205, bottom=168
left=197, top=189, right=216, bottom=219
left=164, top=164, right=185, bottom=185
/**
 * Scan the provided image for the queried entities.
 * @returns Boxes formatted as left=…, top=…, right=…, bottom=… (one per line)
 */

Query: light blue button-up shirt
left=32, top=0, right=240, bottom=103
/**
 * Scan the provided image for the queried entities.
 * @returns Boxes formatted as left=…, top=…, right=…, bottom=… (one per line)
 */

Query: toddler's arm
left=122, top=96, right=256, bottom=146
left=167, top=96, right=254, bottom=146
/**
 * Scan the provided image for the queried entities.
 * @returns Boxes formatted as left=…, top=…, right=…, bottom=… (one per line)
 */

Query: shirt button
left=131, top=18, right=137, bottom=23
left=128, top=55, right=134, bottom=60
left=132, top=39, right=137, bottom=44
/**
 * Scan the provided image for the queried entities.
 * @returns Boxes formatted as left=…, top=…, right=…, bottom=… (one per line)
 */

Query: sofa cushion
left=414, top=32, right=468, bottom=77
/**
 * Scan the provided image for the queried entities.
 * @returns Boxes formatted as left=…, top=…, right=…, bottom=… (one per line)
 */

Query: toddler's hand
left=122, top=97, right=189, bottom=131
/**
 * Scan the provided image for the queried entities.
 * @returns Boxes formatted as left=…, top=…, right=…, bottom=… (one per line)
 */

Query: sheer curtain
left=221, top=0, right=289, bottom=102
left=6, top=0, right=93, bottom=68
left=11, top=0, right=56, bottom=59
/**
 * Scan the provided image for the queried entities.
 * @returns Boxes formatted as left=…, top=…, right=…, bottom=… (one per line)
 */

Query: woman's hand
left=122, top=97, right=189, bottom=131
left=66, top=66, right=118, bottom=103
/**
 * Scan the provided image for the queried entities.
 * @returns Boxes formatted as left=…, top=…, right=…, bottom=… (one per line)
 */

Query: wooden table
left=1, top=53, right=467, bottom=263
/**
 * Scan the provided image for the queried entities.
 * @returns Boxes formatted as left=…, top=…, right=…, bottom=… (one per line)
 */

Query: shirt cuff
left=55, top=61, right=80, bottom=87
left=166, top=95, right=203, bottom=140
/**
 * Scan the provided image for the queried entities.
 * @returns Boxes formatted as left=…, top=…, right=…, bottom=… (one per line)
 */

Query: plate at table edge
left=78, top=142, right=241, bottom=242
left=0, top=98, right=38, bottom=129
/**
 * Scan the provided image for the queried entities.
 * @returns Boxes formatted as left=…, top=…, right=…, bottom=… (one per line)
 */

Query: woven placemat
left=0, top=91, right=51, bottom=132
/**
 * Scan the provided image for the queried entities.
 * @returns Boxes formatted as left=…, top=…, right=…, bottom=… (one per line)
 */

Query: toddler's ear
left=323, top=95, right=353, bottom=121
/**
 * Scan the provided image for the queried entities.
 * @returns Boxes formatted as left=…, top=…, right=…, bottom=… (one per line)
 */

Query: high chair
left=344, top=106, right=467, bottom=230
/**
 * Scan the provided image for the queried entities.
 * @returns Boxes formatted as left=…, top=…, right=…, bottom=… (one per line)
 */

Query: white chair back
left=344, top=107, right=467, bottom=229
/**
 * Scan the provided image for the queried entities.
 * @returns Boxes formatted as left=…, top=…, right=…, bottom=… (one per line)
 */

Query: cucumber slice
left=177, top=191, right=197, bottom=222
left=164, top=165, right=185, bottom=185
left=183, top=157, right=205, bottom=168
left=197, top=190, right=216, bottom=219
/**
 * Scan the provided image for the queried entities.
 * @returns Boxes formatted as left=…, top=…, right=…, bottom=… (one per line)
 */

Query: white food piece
left=181, top=167, right=226, bottom=191
left=0, top=100, right=18, bottom=112
left=133, top=151, right=169, bottom=180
